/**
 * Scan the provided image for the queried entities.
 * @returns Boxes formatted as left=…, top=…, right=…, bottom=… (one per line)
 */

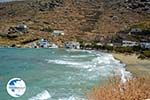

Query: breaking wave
left=28, top=90, right=51, bottom=100
left=58, top=96, right=86, bottom=100
left=46, top=50, right=131, bottom=83
left=47, top=59, right=82, bottom=66
left=44, top=49, right=132, bottom=99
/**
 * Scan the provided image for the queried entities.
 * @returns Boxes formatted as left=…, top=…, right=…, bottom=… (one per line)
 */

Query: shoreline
left=112, top=53, right=150, bottom=78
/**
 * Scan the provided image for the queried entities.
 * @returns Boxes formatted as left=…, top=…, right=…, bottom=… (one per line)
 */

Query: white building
left=122, top=40, right=139, bottom=47
left=140, top=42, right=150, bottom=49
left=39, top=39, right=50, bottom=48
left=64, top=42, right=80, bottom=49
left=107, top=43, right=114, bottom=46
left=128, top=28, right=142, bottom=35
left=16, top=24, right=28, bottom=33
left=96, top=43, right=103, bottom=46
left=52, top=30, right=64, bottom=36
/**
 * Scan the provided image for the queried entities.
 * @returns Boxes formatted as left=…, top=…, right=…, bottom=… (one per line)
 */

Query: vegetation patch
left=139, top=50, right=150, bottom=59
left=129, top=21, right=150, bottom=30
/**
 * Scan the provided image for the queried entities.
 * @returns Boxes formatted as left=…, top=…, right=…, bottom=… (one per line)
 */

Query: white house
left=52, top=30, right=64, bottom=36
left=128, top=28, right=142, bottom=35
left=39, top=39, right=50, bottom=48
left=15, top=24, right=28, bottom=33
left=96, top=43, right=103, bottom=46
left=107, top=43, right=114, bottom=46
left=122, top=40, right=139, bottom=47
left=64, top=41, right=80, bottom=49
left=140, top=42, right=150, bottom=49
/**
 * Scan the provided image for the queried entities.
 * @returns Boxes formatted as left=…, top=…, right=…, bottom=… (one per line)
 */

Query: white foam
left=66, top=49, right=93, bottom=54
left=59, top=96, right=86, bottom=100
left=46, top=50, right=132, bottom=84
left=92, top=53, right=132, bottom=80
left=70, top=55, right=91, bottom=58
left=121, top=69, right=127, bottom=83
left=47, top=59, right=94, bottom=70
left=44, top=50, right=132, bottom=99
left=47, top=59, right=82, bottom=66
left=28, top=90, right=51, bottom=100
left=120, top=69, right=132, bottom=83
left=46, top=52, right=132, bottom=80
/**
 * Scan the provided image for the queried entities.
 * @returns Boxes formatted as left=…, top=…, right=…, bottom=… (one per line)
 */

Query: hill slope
left=0, top=0, right=149, bottom=46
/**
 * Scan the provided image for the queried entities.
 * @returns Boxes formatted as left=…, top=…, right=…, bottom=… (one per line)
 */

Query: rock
left=11, top=44, right=16, bottom=47
left=37, top=0, right=64, bottom=11
left=124, top=0, right=150, bottom=12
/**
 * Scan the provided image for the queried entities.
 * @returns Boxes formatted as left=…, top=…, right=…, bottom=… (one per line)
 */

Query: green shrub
left=138, top=54, right=146, bottom=59
left=104, top=45, right=113, bottom=51
left=143, top=50, right=150, bottom=58
left=114, top=47, right=134, bottom=53
left=132, top=46, right=141, bottom=51
left=42, top=27, right=53, bottom=32
left=0, top=32, right=7, bottom=37
left=129, top=21, right=150, bottom=30
left=85, top=44, right=93, bottom=49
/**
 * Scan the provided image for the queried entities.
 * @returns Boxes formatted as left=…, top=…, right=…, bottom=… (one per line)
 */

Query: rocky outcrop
left=29, top=0, right=64, bottom=11
left=124, top=0, right=150, bottom=13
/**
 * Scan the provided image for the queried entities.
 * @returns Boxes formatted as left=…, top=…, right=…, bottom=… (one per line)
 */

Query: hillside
left=0, top=0, right=149, bottom=46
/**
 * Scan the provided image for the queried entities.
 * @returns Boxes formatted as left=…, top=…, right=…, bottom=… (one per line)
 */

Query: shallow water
left=0, top=48, right=131, bottom=100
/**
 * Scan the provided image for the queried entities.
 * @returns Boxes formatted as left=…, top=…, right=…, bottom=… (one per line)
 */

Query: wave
left=47, top=59, right=83, bottom=66
left=46, top=54, right=118, bottom=68
left=46, top=49, right=132, bottom=83
left=70, top=55, right=92, bottom=58
left=47, top=54, right=131, bottom=81
left=59, top=96, right=86, bottom=100
left=28, top=90, right=51, bottom=100
left=120, top=68, right=132, bottom=83
left=65, top=49, right=93, bottom=54
left=44, top=50, right=132, bottom=99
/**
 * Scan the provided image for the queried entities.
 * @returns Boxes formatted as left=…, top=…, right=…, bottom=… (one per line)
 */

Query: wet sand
left=112, top=53, right=150, bottom=78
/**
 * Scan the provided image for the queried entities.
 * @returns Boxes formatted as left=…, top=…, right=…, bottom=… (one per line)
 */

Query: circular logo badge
left=6, top=78, right=26, bottom=97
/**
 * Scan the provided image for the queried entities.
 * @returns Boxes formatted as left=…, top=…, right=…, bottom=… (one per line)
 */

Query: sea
left=0, top=48, right=131, bottom=100
left=0, top=0, right=20, bottom=3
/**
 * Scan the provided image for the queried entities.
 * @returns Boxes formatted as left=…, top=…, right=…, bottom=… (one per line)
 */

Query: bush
left=0, top=32, right=7, bottom=37
left=132, top=46, right=141, bottom=52
left=143, top=50, right=150, bottom=58
left=114, top=47, right=134, bottom=53
left=41, top=26, right=53, bottom=32
left=129, top=21, right=150, bottom=30
left=88, top=78, right=150, bottom=100
left=104, top=45, right=113, bottom=51
left=138, top=54, right=146, bottom=59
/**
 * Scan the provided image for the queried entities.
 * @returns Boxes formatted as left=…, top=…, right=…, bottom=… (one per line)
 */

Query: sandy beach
left=112, top=53, right=150, bottom=78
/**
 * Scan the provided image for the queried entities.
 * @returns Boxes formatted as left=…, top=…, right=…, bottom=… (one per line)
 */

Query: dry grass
left=88, top=77, right=150, bottom=100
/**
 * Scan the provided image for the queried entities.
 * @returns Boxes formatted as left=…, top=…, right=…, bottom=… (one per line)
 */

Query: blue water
left=0, top=0, right=20, bottom=3
left=0, top=48, right=130, bottom=100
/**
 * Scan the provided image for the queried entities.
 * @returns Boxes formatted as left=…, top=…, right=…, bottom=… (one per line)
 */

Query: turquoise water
left=0, top=0, right=20, bottom=2
left=0, top=48, right=130, bottom=100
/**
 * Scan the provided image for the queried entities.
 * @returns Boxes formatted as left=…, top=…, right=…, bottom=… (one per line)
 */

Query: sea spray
left=28, top=90, right=51, bottom=100
left=58, top=96, right=86, bottom=100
